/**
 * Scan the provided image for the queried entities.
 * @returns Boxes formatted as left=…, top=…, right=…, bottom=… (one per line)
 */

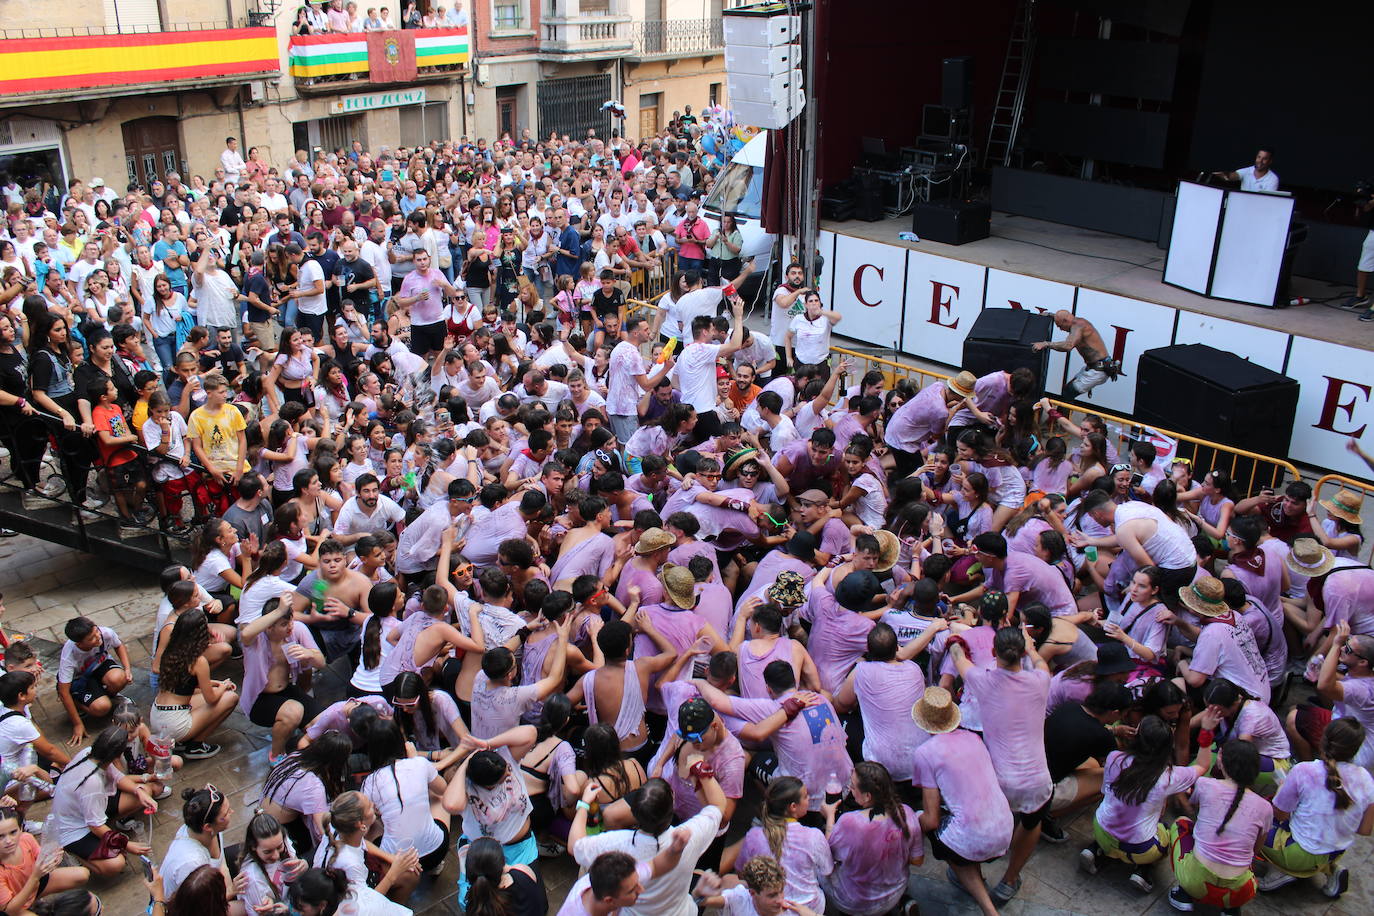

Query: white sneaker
left=1323, top=867, right=1349, bottom=899
left=1257, top=870, right=1297, bottom=892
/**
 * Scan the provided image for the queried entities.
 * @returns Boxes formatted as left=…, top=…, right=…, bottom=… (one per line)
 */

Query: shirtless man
left=290, top=539, right=373, bottom=661
left=241, top=595, right=327, bottom=762
left=1033, top=310, right=1119, bottom=398
left=568, top=609, right=678, bottom=756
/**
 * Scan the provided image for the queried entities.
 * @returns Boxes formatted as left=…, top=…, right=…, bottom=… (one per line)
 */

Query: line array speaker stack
left=723, top=5, right=804, bottom=128
left=961, top=308, right=1052, bottom=381
left=1135, top=343, right=1299, bottom=460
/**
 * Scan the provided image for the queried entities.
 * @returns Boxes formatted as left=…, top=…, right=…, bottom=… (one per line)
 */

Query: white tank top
left=1115, top=502, right=1195, bottom=570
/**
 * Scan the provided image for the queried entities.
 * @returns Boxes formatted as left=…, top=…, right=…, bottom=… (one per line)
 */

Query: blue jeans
left=154, top=334, right=177, bottom=381
left=678, top=256, right=705, bottom=275
left=281, top=298, right=299, bottom=330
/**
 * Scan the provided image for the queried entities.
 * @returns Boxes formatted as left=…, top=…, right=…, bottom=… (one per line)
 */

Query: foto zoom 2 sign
left=818, top=230, right=1374, bottom=479
left=330, top=89, right=427, bottom=114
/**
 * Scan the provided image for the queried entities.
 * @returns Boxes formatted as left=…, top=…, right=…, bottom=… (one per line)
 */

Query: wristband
left=1197, top=729, right=1215, bottom=748
left=576, top=800, right=592, bottom=812
left=15, top=398, right=25, bottom=409
left=688, top=759, right=716, bottom=781
left=780, top=695, right=806, bottom=720
left=723, top=498, right=748, bottom=513
left=945, top=634, right=969, bottom=655
left=1047, top=409, right=1063, bottom=421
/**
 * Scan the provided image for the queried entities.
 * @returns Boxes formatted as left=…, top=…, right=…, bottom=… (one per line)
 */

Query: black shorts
left=409, top=320, right=447, bottom=357
left=1158, top=564, right=1199, bottom=608
left=104, top=459, right=148, bottom=493
left=249, top=684, right=320, bottom=729
left=1016, top=795, right=1054, bottom=832
left=927, top=826, right=978, bottom=867
left=419, top=819, right=450, bottom=872
left=71, top=658, right=122, bottom=707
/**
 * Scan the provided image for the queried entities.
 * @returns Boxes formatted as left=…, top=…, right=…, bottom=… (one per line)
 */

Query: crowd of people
left=0, top=108, right=1369, bottom=916
left=292, top=0, right=470, bottom=36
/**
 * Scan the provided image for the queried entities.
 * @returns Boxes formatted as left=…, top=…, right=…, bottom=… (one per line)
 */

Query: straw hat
left=873, top=530, right=901, bottom=573
left=766, top=571, right=807, bottom=608
left=947, top=371, right=977, bottom=400
left=1285, top=538, right=1336, bottom=579
left=1323, top=489, right=1364, bottom=526
left=723, top=447, right=759, bottom=479
left=658, top=564, right=697, bottom=609
left=635, top=527, right=676, bottom=556
left=1177, top=576, right=1231, bottom=619
left=911, top=686, right=961, bottom=734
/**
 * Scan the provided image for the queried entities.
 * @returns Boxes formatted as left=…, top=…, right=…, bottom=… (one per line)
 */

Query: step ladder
left=983, top=0, right=1038, bottom=169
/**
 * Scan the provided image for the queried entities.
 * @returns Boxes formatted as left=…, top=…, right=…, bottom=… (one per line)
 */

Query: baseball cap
left=677, top=697, right=714, bottom=741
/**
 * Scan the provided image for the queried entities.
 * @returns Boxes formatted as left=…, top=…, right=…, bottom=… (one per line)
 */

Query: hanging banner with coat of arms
left=368, top=30, right=416, bottom=83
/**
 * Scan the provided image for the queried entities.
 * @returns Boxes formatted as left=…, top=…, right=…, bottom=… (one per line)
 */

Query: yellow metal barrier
left=829, top=344, right=1301, bottom=496
left=1313, top=473, right=1374, bottom=512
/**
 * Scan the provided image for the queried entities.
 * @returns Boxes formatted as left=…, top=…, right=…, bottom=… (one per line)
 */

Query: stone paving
left=0, top=532, right=1365, bottom=916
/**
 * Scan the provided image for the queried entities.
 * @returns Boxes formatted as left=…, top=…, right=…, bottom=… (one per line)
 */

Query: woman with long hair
left=1256, top=717, right=1374, bottom=898
left=820, top=761, right=923, bottom=916
left=313, top=792, right=419, bottom=909
left=1203, top=678, right=1293, bottom=797
left=351, top=582, right=402, bottom=697
left=50, top=726, right=154, bottom=878
left=1083, top=712, right=1219, bottom=892
left=27, top=314, right=95, bottom=507
left=0, top=312, right=45, bottom=495
left=1068, top=432, right=1112, bottom=498
left=1166, top=740, right=1271, bottom=912
left=728, top=776, right=830, bottom=913
left=1187, top=468, right=1240, bottom=545
left=191, top=517, right=254, bottom=615
left=387, top=670, right=475, bottom=764
left=1103, top=566, right=1169, bottom=673
left=234, top=812, right=307, bottom=915
left=1022, top=603, right=1097, bottom=673
left=459, top=836, right=546, bottom=916
left=145, top=274, right=185, bottom=372
left=954, top=429, right=1027, bottom=532
left=265, top=327, right=319, bottom=412
left=261, top=730, right=354, bottom=857
left=573, top=723, right=647, bottom=822
left=150, top=607, right=240, bottom=760
left=286, top=868, right=349, bottom=916
left=164, top=865, right=228, bottom=916
left=360, top=719, right=451, bottom=873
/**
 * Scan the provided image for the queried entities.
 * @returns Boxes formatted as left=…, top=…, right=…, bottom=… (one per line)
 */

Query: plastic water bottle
left=1288, top=297, right=1308, bottom=306
left=38, top=813, right=60, bottom=859
left=311, top=578, right=329, bottom=614
left=898, top=231, right=921, bottom=243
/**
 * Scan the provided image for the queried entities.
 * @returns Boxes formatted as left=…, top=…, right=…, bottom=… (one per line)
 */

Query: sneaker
left=1040, top=816, right=1067, bottom=843
left=113, top=816, right=141, bottom=832
left=1323, top=867, right=1350, bottom=899
left=1168, top=885, right=1195, bottom=912
left=537, top=839, right=564, bottom=858
left=39, top=478, right=66, bottom=498
left=154, top=784, right=173, bottom=800
left=82, top=494, right=107, bottom=509
left=1078, top=846, right=1101, bottom=875
left=1257, top=869, right=1297, bottom=892
left=1360, top=309, right=1374, bottom=322
left=989, top=879, right=1020, bottom=905
left=176, top=741, right=220, bottom=760
left=1344, top=294, right=1372, bottom=309
left=1128, top=868, right=1154, bottom=894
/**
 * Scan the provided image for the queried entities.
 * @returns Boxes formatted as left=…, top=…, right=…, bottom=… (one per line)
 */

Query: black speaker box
left=913, top=200, right=991, bottom=245
left=961, top=309, right=1052, bottom=382
left=942, top=56, right=973, bottom=110
left=1135, top=344, right=1299, bottom=458
left=854, top=170, right=885, bottom=222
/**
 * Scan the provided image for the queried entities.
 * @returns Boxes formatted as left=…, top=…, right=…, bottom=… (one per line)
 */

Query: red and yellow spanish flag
left=0, top=27, right=279, bottom=95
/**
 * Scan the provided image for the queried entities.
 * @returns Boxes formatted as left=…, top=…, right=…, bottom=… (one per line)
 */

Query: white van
left=702, top=130, right=775, bottom=294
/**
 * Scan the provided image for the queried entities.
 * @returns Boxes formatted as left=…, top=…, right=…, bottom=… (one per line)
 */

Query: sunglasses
left=452, top=564, right=475, bottom=577
left=736, top=467, right=760, bottom=476
left=1341, top=642, right=1372, bottom=664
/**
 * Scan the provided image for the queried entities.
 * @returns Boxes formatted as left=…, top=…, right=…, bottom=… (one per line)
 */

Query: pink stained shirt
left=736, top=822, right=831, bottom=913
left=1188, top=777, right=1272, bottom=870
left=730, top=691, right=852, bottom=811
left=984, top=552, right=1078, bottom=618
left=962, top=665, right=1053, bottom=812
left=824, top=806, right=925, bottom=916
left=1094, top=750, right=1199, bottom=845
left=883, top=381, right=949, bottom=453
left=911, top=728, right=1014, bottom=863
left=398, top=268, right=448, bottom=325
left=804, top=586, right=875, bottom=693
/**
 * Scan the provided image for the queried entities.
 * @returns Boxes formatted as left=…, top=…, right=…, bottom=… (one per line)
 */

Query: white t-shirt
left=296, top=259, right=327, bottom=316
left=51, top=758, right=119, bottom=846
left=57, top=626, right=123, bottom=684
left=570, top=808, right=723, bottom=916
left=361, top=757, right=445, bottom=856
left=193, top=548, right=235, bottom=594
left=1237, top=166, right=1280, bottom=192
left=142, top=412, right=191, bottom=482
left=675, top=341, right=722, bottom=412
left=161, top=825, right=219, bottom=899
left=0, top=707, right=40, bottom=763
left=788, top=313, right=832, bottom=365
left=239, top=574, right=294, bottom=625
left=193, top=269, right=240, bottom=329
left=674, top=287, right=725, bottom=330
left=335, top=495, right=406, bottom=538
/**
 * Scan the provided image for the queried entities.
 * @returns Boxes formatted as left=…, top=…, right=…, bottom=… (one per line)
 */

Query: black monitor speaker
left=942, top=56, right=973, bottom=110
left=1134, top=344, right=1299, bottom=459
left=913, top=200, right=990, bottom=245
left=961, top=308, right=1052, bottom=381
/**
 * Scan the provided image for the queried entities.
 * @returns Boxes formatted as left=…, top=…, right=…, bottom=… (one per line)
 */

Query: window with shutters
left=103, top=0, right=161, bottom=33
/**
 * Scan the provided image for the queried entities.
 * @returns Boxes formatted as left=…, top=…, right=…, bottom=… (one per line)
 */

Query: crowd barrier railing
left=1312, top=472, right=1374, bottom=512
left=827, top=344, right=1304, bottom=497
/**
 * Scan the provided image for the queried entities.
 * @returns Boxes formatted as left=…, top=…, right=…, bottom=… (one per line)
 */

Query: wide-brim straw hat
left=947, top=371, right=977, bottom=400
left=911, top=686, right=961, bottom=734
left=873, top=530, right=900, bottom=573
left=635, top=526, right=676, bottom=556
left=1177, top=576, right=1230, bottom=619
left=1285, top=537, right=1336, bottom=579
left=658, top=563, right=697, bottom=609
left=723, top=447, right=759, bottom=479
left=1323, top=489, right=1364, bottom=526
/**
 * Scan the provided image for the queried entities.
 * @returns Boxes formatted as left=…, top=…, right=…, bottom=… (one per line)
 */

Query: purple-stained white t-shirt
left=823, top=806, right=924, bottom=916
left=985, top=552, right=1077, bottom=618
left=556, top=861, right=652, bottom=916
left=853, top=660, right=927, bottom=781
left=911, top=729, right=1013, bottom=863
left=962, top=665, right=1052, bottom=812
left=1095, top=750, right=1198, bottom=845
left=730, top=691, right=851, bottom=812
left=1188, top=776, right=1272, bottom=869
left=1190, top=619, right=1271, bottom=704
left=735, top=822, right=831, bottom=913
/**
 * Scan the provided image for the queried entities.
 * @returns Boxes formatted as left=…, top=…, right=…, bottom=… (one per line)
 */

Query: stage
left=814, top=211, right=1374, bottom=479
left=821, top=212, right=1366, bottom=351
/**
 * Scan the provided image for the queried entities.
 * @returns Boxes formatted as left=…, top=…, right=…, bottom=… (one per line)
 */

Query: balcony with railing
left=287, top=27, right=470, bottom=93
left=540, top=0, right=632, bottom=57
left=0, top=21, right=280, bottom=105
left=628, top=18, right=724, bottom=60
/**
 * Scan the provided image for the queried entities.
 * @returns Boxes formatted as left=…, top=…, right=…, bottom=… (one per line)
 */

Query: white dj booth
left=1163, top=179, right=1297, bottom=308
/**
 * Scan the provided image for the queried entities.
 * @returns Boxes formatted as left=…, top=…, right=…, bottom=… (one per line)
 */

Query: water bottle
left=1289, top=297, right=1307, bottom=306
left=311, top=578, right=329, bottom=614
left=898, top=231, right=921, bottom=243
left=149, top=734, right=174, bottom=781
left=38, top=813, right=59, bottom=859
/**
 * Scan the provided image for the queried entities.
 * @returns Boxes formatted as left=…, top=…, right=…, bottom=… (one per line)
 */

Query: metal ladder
left=983, top=0, right=1037, bottom=168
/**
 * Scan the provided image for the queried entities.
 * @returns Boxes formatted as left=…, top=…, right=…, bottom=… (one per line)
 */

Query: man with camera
left=674, top=199, right=711, bottom=274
